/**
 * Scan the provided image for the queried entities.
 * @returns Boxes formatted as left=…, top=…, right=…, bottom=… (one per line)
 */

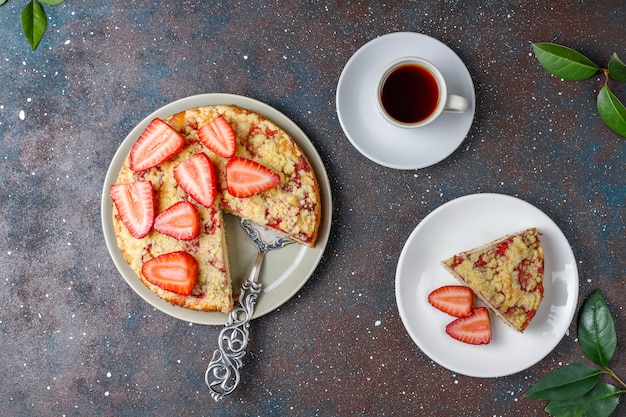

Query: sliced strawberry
left=197, top=115, right=237, bottom=158
left=173, top=153, right=217, bottom=207
left=130, top=118, right=185, bottom=171
left=445, top=307, right=492, bottom=345
left=154, top=201, right=201, bottom=240
left=428, top=285, right=473, bottom=317
left=110, top=181, right=154, bottom=238
left=226, top=157, right=280, bottom=198
left=142, top=251, right=198, bottom=295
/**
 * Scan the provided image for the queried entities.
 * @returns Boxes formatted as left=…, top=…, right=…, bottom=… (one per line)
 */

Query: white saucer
left=336, top=32, right=476, bottom=170
left=395, top=194, right=579, bottom=377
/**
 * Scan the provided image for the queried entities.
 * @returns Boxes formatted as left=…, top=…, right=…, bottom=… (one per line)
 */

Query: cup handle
left=443, top=94, right=469, bottom=113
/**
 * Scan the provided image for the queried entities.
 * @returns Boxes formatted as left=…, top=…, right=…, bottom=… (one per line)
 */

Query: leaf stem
left=604, top=367, right=626, bottom=389
left=603, top=68, right=610, bottom=85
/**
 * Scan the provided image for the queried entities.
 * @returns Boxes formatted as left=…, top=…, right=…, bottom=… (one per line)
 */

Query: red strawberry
left=445, top=307, right=492, bottom=345
left=173, top=153, right=217, bottom=207
left=141, top=251, right=198, bottom=295
left=428, top=285, right=473, bottom=317
left=130, top=118, right=185, bottom=171
left=110, top=181, right=154, bottom=238
left=197, top=115, right=237, bottom=158
left=226, top=157, right=280, bottom=198
left=154, top=201, right=201, bottom=240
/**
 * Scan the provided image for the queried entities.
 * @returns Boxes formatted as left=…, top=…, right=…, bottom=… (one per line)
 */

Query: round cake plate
left=101, top=93, right=332, bottom=325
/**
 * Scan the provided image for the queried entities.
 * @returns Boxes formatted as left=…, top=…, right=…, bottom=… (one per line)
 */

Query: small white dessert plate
left=102, top=94, right=332, bottom=325
left=336, top=32, right=476, bottom=170
left=395, top=193, right=579, bottom=377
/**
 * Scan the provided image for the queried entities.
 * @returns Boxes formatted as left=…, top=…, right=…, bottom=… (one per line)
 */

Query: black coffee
left=380, top=64, right=440, bottom=124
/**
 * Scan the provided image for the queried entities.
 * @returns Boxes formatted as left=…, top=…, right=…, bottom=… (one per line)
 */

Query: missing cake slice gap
left=441, top=228, right=544, bottom=332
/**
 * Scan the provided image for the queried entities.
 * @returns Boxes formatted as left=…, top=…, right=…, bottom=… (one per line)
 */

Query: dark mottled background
left=1, top=1, right=624, bottom=416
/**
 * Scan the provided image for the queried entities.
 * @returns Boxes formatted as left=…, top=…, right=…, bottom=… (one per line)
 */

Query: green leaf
left=0, top=0, right=7, bottom=6
left=39, top=0, right=65, bottom=5
left=532, top=42, right=600, bottom=81
left=597, top=84, right=626, bottom=138
left=544, top=382, right=621, bottom=417
left=524, top=363, right=602, bottom=401
left=21, top=0, right=48, bottom=51
left=608, top=53, right=626, bottom=82
left=578, top=290, right=617, bottom=366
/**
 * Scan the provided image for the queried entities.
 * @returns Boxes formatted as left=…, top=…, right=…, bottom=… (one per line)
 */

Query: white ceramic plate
left=101, top=94, right=332, bottom=325
left=336, top=32, right=476, bottom=170
left=395, top=193, right=578, bottom=377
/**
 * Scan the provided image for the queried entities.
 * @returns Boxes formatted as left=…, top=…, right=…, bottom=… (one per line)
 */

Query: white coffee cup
left=376, top=57, right=468, bottom=128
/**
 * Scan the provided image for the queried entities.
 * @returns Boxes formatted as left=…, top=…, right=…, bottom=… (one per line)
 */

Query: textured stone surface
left=0, top=1, right=624, bottom=416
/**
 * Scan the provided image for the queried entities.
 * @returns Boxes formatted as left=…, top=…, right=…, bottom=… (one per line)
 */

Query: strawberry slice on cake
left=197, top=115, right=237, bottom=158
left=142, top=251, right=199, bottom=296
left=173, top=152, right=217, bottom=208
left=154, top=201, right=201, bottom=241
left=225, top=157, right=280, bottom=198
left=109, top=181, right=154, bottom=239
left=130, top=118, right=184, bottom=171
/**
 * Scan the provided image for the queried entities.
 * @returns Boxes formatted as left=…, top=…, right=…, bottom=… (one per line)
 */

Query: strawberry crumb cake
left=110, top=104, right=322, bottom=313
left=441, top=228, right=544, bottom=333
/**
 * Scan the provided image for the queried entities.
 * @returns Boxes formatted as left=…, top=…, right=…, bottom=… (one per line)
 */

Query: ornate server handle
left=205, top=252, right=264, bottom=401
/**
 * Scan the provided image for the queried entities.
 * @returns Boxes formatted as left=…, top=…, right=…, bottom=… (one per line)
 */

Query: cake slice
left=441, top=228, right=544, bottom=332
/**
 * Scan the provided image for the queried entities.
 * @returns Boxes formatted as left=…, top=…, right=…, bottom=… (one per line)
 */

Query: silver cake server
left=205, top=218, right=294, bottom=401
